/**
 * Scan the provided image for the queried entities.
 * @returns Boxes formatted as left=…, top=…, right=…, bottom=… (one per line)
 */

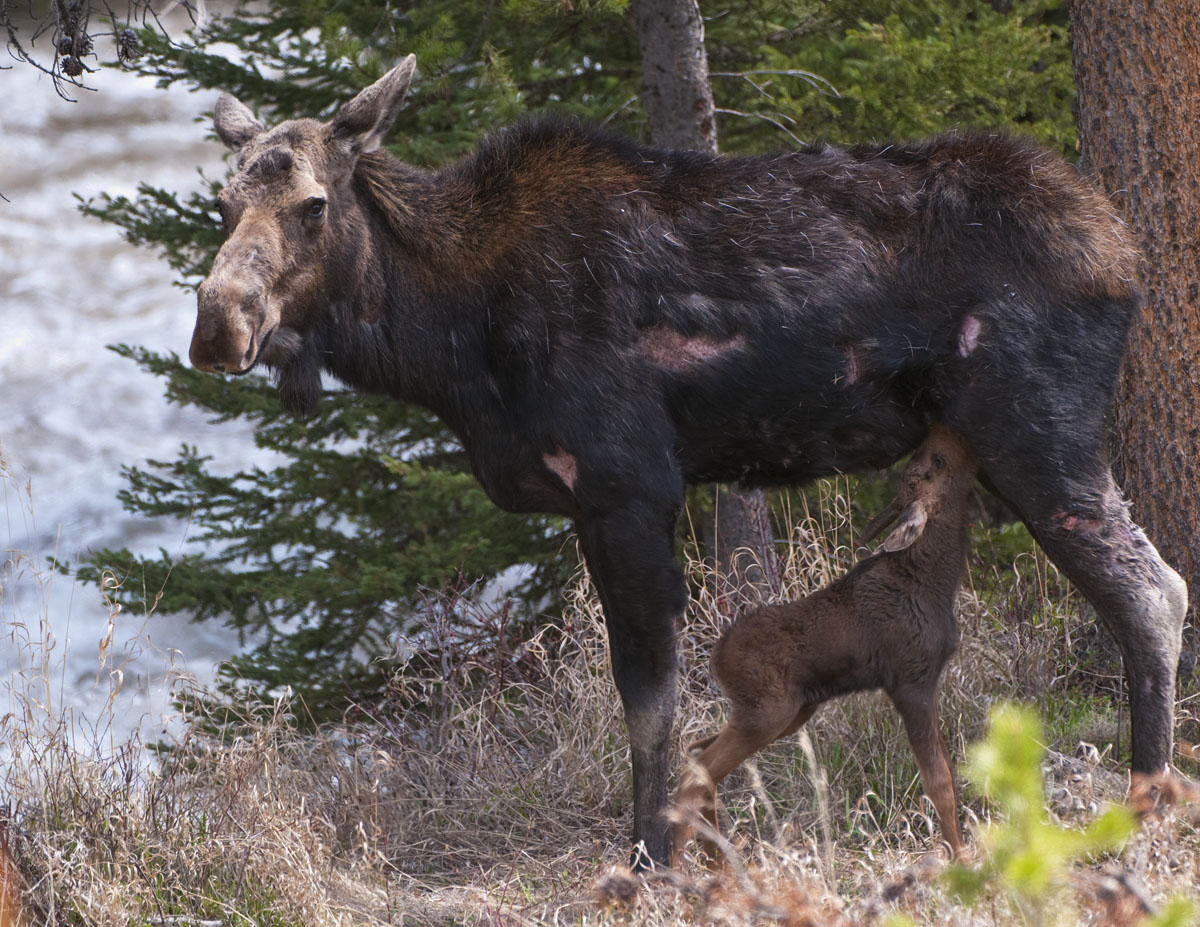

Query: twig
left=601, top=94, right=640, bottom=127
left=711, top=68, right=840, bottom=97
left=714, top=107, right=807, bottom=148
left=462, top=0, right=498, bottom=65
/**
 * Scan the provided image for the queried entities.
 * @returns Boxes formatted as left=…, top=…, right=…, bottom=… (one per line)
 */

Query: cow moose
left=190, top=56, right=1187, bottom=866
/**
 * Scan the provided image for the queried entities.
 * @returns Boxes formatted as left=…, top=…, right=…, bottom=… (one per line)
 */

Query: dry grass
left=2, top=473, right=1199, bottom=925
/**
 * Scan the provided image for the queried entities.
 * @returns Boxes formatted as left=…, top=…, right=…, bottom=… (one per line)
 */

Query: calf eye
left=306, top=197, right=326, bottom=220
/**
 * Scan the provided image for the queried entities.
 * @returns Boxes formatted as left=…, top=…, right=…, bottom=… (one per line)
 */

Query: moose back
left=190, top=58, right=1187, bottom=865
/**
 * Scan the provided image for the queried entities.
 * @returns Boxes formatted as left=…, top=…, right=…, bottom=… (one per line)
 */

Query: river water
left=0, top=35, right=259, bottom=745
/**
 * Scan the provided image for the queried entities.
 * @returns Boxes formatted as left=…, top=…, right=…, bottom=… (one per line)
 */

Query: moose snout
left=190, top=278, right=262, bottom=374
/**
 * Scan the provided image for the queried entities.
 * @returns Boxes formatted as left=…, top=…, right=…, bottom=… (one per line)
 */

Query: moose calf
left=673, top=425, right=975, bottom=864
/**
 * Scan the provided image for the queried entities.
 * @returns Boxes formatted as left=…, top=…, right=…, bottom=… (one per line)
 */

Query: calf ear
left=860, top=497, right=901, bottom=547
left=330, top=55, right=417, bottom=155
left=214, top=93, right=264, bottom=151
left=879, top=502, right=929, bottom=552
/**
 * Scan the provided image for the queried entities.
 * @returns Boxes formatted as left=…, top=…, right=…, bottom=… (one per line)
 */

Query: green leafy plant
left=946, top=703, right=1197, bottom=927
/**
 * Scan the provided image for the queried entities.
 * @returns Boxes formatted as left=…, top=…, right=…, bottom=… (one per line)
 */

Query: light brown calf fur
left=673, top=425, right=976, bottom=864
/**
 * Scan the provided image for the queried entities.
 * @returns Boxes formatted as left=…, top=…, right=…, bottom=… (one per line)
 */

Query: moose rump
left=191, top=59, right=1188, bottom=866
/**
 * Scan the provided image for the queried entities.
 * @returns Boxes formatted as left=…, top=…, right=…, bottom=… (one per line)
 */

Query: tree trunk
left=703, top=484, right=779, bottom=605
left=632, top=0, right=779, bottom=601
left=632, top=0, right=717, bottom=154
left=1071, top=2, right=1200, bottom=628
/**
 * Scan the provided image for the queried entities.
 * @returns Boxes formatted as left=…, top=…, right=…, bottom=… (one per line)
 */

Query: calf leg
left=578, top=504, right=688, bottom=868
left=687, top=733, right=719, bottom=756
left=672, top=701, right=811, bottom=866
left=780, top=704, right=819, bottom=738
left=891, top=685, right=964, bottom=859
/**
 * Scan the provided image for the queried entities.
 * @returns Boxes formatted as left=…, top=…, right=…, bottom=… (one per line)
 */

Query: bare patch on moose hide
left=543, top=448, right=578, bottom=492
left=638, top=327, right=746, bottom=371
left=958, top=314, right=982, bottom=358
left=842, top=344, right=864, bottom=385
left=1051, top=509, right=1105, bottom=536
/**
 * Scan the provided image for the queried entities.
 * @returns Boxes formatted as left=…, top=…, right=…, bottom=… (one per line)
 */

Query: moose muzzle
left=191, top=223, right=281, bottom=374
left=190, top=278, right=267, bottom=374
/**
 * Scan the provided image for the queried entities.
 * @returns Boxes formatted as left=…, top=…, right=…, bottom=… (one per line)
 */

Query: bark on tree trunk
left=633, top=0, right=779, bottom=601
left=703, top=484, right=780, bottom=605
left=1071, top=2, right=1200, bottom=629
left=632, top=0, right=717, bottom=154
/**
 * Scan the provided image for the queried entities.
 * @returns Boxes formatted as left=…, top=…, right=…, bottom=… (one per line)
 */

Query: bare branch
left=601, top=94, right=640, bottom=127
left=714, top=106, right=806, bottom=148
left=711, top=68, right=840, bottom=97
left=0, top=0, right=178, bottom=97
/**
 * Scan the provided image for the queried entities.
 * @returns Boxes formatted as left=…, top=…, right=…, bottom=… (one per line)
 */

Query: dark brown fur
left=191, top=61, right=1187, bottom=865
left=672, top=426, right=975, bottom=865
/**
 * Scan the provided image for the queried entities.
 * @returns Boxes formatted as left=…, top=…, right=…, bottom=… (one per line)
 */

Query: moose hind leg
left=1028, top=481, right=1186, bottom=773
left=977, top=459, right=1187, bottom=772
left=942, top=288, right=1186, bottom=773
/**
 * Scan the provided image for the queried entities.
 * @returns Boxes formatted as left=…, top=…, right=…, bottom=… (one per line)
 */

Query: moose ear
left=213, top=93, right=265, bottom=151
left=330, top=55, right=417, bottom=155
left=860, top=497, right=900, bottom=547
left=879, top=502, right=929, bottom=553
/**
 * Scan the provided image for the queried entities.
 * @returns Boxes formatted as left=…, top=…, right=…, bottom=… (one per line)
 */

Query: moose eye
left=933, top=453, right=947, bottom=470
left=306, top=197, right=326, bottom=220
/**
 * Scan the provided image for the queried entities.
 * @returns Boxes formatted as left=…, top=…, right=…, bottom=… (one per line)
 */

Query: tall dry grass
left=1, top=462, right=1197, bottom=925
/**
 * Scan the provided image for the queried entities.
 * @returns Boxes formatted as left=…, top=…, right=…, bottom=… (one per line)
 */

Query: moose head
left=860, top=424, right=977, bottom=553
left=190, top=55, right=417, bottom=378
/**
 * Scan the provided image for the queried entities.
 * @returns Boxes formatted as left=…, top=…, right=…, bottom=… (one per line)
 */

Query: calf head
left=190, top=55, right=417, bottom=377
left=862, top=425, right=977, bottom=552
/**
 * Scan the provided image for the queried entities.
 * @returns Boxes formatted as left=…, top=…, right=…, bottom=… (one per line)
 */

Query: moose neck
left=353, top=152, right=492, bottom=274
left=286, top=148, right=511, bottom=431
left=904, top=501, right=972, bottom=597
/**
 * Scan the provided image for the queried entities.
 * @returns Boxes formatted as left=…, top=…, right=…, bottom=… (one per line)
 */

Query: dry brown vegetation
left=2, top=476, right=1199, bottom=925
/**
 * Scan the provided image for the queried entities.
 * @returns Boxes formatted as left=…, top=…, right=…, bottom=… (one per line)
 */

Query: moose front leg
left=578, top=502, right=688, bottom=868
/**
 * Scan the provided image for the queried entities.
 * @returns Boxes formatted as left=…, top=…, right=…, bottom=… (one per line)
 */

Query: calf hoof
left=594, top=865, right=640, bottom=910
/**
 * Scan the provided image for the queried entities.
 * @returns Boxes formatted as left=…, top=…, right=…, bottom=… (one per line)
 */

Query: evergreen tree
left=78, top=0, right=1075, bottom=721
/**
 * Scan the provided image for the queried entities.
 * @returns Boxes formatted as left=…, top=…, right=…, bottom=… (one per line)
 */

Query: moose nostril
left=212, top=362, right=227, bottom=374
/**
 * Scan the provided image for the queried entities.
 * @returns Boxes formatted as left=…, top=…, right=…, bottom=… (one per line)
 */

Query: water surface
left=1, top=41, right=260, bottom=744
